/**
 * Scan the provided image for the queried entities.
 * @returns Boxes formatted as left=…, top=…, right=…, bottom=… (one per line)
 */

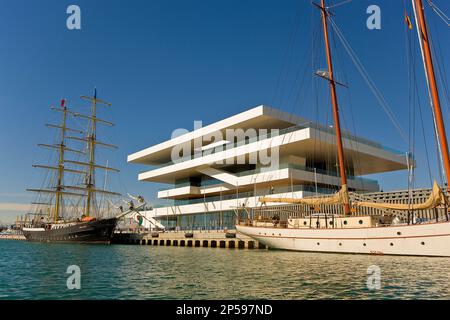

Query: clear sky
left=1, top=0, right=449, bottom=223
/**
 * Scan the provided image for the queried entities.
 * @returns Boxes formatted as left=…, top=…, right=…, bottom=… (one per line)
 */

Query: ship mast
left=85, top=90, right=98, bottom=217
left=28, top=92, right=121, bottom=223
left=27, top=101, right=86, bottom=221
left=54, top=100, right=68, bottom=222
left=76, top=89, right=117, bottom=217
left=316, top=0, right=350, bottom=215
left=412, top=0, right=450, bottom=191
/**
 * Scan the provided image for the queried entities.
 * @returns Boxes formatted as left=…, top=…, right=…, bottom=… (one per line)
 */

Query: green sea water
left=1, top=240, right=449, bottom=300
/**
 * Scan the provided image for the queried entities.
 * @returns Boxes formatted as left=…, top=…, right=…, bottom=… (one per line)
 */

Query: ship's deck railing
left=235, top=187, right=450, bottom=227
left=237, top=218, right=289, bottom=228
left=235, top=217, right=422, bottom=229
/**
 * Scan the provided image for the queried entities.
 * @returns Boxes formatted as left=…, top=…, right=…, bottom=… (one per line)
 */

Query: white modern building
left=128, top=106, right=407, bottom=230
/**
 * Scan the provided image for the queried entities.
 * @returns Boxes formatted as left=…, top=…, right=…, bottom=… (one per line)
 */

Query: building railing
left=143, top=123, right=404, bottom=171
left=157, top=163, right=379, bottom=193
left=158, top=178, right=222, bottom=192
left=233, top=163, right=379, bottom=185
left=153, top=184, right=337, bottom=208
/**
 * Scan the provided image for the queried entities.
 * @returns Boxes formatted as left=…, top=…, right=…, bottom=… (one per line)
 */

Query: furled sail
left=259, top=184, right=349, bottom=205
left=353, top=181, right=449, bottom=210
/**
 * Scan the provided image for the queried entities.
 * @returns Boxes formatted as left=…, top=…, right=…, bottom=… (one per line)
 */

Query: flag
left=60, top=99, right=66, bottom=107
left=405, top=13, right=413, bottom=30
left=93, top=88, right=97, bottom=99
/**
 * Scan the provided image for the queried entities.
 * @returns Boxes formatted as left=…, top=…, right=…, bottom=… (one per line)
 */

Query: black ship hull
left=22, top=217, right=117, bottom=244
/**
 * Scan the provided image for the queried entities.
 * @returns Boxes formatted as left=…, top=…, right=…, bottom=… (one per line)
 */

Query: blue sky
left=0, top=0, right=449, bottom=223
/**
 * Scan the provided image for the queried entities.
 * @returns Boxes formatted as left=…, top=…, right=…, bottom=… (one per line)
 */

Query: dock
left=0, top=233, right=26, bottom=241
left=111, top=230, right=266, bottom=249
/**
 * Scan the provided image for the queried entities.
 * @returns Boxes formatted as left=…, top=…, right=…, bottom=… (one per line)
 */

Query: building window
left=157, top=211, right=237, bottom=231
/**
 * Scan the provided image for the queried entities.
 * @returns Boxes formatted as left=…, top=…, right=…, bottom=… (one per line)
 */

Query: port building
left=128, top=106, right=407, bottom=230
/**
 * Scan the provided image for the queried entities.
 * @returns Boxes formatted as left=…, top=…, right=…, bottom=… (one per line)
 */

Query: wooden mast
left=54, top=101, right=68, bottom=222
left=413, top=0, right=450, bottom=191
left=80, top=89, right=114, bottom=217
left=85, top=91, right=97, bottom=217
left=318, top=0, right=350, bottom=214
left=27, top=105, right=86, bottom=221
left=28, top=93, right=119, bottom=223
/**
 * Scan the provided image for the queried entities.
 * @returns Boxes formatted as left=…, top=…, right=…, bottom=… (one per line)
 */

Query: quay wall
left=0, top=234, right=26, bottom=241
left=112, top=230, right=266, bottom=249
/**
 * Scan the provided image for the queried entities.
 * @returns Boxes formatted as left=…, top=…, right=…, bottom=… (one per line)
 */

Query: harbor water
left=1, top=240, right=449, bottom=300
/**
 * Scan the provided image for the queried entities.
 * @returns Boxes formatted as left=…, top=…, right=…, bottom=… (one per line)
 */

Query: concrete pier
left=111, top=230, right=266, bottom=249
left=0, top=234, right=26, bottom=241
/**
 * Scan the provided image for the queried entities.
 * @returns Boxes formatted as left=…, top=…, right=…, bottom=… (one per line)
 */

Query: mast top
left=81, top=89, right=112, bottom=106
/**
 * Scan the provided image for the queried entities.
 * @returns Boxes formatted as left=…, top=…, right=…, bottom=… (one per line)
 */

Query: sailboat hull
left=22, top=217, right=117, bottom=244
left=236, top=221, right=450, bottom=257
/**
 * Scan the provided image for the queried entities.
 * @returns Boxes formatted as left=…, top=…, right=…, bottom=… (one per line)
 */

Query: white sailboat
left=236, top=0, right=450, bottom=257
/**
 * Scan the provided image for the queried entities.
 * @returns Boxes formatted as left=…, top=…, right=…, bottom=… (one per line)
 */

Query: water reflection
left=1, top=241, right=449, bottom=299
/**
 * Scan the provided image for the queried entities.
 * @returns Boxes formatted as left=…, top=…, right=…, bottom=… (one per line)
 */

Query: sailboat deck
left=238, top=187, right=450, bottom=228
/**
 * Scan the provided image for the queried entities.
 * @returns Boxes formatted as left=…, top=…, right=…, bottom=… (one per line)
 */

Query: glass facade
left=156, top=210, right=247, bottom=231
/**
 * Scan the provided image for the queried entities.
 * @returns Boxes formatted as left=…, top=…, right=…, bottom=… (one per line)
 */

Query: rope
left=328, top=17, right=409, bottom=145
left=427, top=13, right=449, bottom=186
left=328, top=13, right=365, bottom=192
left=427, top=0, right=450, bottom=26
left=327, top=0, right=352, bottom=10
left=271, top=7, right=304, bottom=107
left=412, top=0, right=446, bottom=186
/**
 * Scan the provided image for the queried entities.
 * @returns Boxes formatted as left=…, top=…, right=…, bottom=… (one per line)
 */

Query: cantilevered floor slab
left=137, top=126, right=407, bottom=184
left=128, top=105, right=307, bottom=165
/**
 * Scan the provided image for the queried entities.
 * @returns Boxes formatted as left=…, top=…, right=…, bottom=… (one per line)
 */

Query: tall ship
left=22, top=90, right=142, bottom=243
left=236, top=0, right=450, bottom=256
